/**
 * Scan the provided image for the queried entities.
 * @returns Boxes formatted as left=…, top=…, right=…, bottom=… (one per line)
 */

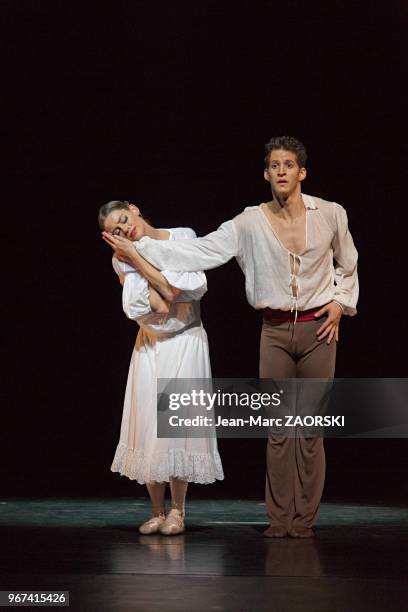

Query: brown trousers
left=260, top=317, right=336, bottom=529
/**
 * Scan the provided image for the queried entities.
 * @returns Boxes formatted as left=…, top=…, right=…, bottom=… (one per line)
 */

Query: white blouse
left=113, top=227, right=208, bottom=337
left=135, top=194, right=359, bottom=316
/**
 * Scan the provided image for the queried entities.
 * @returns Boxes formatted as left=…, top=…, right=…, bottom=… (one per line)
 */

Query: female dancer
left=99, top=201, right=223, bottom=535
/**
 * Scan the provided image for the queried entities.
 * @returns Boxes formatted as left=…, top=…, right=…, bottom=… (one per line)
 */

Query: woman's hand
left=314, top=301, right=343, bottom=344
left=102, top=233, right=137, bottom=266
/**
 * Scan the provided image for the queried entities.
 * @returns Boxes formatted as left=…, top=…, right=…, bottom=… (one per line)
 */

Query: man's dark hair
left=98, top=200, right=130, bottom=230
left=264, top=136, right=307, bottom=169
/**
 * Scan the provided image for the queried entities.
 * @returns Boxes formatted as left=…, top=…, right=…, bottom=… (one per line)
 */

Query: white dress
left=110, top=227, right=224, bottom=484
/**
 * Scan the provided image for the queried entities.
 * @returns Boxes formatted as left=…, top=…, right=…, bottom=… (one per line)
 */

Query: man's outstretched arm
left=135, top=220, right=239, bottom=272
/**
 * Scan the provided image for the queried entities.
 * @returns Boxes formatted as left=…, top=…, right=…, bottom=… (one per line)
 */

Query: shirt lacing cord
left=290, top=295, right=299, bottom=325
left=289, top=253, right=301, bottom=326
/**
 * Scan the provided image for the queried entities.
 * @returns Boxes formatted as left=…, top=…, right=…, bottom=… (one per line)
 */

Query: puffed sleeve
left=135, top=220, right=238, bottom=272
left=160, top=228, right=208, bottom=300
left=331, top=204, right=359, bottom=316
left=112, top=257, right=152, bottom=320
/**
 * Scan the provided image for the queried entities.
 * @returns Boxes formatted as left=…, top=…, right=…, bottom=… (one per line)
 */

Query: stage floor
left=1, top=498, right=407, bottom=611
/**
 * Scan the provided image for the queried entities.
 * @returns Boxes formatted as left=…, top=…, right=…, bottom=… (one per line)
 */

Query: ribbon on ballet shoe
left=159, top=508, right=185, bottom=535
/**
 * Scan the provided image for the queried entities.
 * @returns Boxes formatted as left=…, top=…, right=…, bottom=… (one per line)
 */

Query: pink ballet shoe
left=139, top=513, right=166, bottom=535
left=159, top=508, right=185, bottom=535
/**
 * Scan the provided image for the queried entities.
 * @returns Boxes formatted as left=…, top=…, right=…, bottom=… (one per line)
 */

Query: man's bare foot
left=263, top=525, right=287, bottom=538
left=288, top=527, right=314, bottom=538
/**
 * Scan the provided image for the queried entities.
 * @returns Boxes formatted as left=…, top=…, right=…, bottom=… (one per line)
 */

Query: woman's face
left=103, top=205, right=145, bottom=241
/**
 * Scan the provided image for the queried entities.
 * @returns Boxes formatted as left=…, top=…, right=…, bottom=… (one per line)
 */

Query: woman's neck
left=143, top=222, right=170, bottom=241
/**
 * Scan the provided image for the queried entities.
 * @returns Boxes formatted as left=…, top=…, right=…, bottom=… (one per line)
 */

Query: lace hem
left=111, top=444, right=224, bottom=484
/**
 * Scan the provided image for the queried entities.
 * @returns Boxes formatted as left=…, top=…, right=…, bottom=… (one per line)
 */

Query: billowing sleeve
left=112, top=257, right=152, bottom=320
left=331, top=204, right=359, bottom=316
left=135, top=220, right=238, bottom=272
left=160, top=228, right=208, bottom=300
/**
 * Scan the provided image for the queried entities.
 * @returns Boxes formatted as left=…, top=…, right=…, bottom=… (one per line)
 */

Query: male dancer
left=103, top=136, right=358, bottom=537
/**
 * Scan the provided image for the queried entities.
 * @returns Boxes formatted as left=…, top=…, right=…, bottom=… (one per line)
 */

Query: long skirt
left=111, top=324, right=224, bottom=484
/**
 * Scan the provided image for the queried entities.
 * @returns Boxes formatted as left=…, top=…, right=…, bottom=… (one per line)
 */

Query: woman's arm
left=129, top=249, right=181, bottom=302
left=148, top=285, right=169, bottom=314
left=104, top=234, right=181, bottom=302
left=113, top=269, right=168, bottom=312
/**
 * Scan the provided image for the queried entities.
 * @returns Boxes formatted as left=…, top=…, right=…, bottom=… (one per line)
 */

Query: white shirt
left=135, top=194, right=359, bottom=316
left=113, top=227, right=208, bottom=337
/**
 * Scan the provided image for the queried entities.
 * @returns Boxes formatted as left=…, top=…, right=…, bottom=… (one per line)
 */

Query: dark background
left=2, top=1, right=406, bottom=503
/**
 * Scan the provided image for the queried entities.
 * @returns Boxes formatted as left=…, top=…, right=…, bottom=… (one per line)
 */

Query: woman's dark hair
left=264, top=136, right=307, bottom=169
left=98, top=200, right=131, bottom=230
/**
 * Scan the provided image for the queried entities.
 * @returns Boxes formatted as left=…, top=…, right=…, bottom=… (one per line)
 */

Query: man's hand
left=314, top=301, right=343, bottom=344
left=102, top=233, right=137, bottom=266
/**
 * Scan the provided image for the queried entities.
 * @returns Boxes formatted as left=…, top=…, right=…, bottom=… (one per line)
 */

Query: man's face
left=264, top=149, right=306, bottom=197
left=103, top=205, right=144, bottom=240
